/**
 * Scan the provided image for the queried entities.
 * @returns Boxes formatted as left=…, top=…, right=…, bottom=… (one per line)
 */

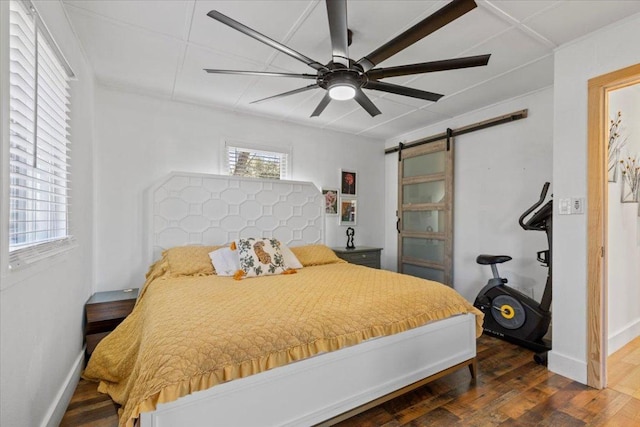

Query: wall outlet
left=559, top=198, right=571, bottom=215
left=571, top=197, right=585, bottom=214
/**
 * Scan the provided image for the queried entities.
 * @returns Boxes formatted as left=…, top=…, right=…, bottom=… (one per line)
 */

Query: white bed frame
left=140, top=172, right=477, bottom=427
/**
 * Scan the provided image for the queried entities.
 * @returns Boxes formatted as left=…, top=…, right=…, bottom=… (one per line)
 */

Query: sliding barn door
left=398, top=139, right=454, bottom=286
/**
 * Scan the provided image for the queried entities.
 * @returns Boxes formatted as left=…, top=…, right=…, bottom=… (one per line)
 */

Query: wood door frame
left=587, top=63, right=640, bottom=389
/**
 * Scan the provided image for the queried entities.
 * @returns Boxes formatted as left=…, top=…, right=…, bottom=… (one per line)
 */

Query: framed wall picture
left=322, top=188, right=339, bottom=215
left=340, top=169, right=357, bottom=195
left=340, top=197, right=357, bottom=225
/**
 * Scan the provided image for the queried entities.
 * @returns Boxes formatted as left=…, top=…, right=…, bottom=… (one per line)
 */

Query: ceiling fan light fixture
left=328, top=83, right=356, bottom=101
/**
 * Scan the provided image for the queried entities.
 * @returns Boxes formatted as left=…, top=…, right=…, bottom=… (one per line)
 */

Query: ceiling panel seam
left=64, top=2, right=273, bottom=70
left=356, top=102, right=451, bottom=137
left=60, top=1, right=93, bottom=74
left=480, top=0, right=557, bottom=49
left=416, top=53, right=554, bottom=108
left=377, top=22, right=549, bottom=104
left=171, top=1, right=197, bottom=100
left=63, top=2, right=184, bottom=41
left=230, top=1, right=321, bottom=112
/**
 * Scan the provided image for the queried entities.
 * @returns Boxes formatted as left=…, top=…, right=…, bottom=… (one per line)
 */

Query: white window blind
left=8, top=0, right=74, bottom=268
left=226, top=144, right=289, bottom=180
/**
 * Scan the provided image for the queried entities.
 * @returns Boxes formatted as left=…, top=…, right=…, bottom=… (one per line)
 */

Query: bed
left=83, top=172, right=483, bottom=427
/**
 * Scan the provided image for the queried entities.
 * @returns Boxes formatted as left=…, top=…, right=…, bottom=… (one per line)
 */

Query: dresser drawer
left=85, top=289, right=138, bottom=356
left=332, top=247, right=382, bottom=269
left=86, top=298, right=136, bottom=323
left=339, top=251, right=379, bottom=265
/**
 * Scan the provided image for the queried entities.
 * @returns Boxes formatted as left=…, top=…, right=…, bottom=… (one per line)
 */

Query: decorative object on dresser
left=346, top=226, right=355, bottom=249
left=85, top=288, right=138, bottom=357
left=333, top=246, right=382, bottom=269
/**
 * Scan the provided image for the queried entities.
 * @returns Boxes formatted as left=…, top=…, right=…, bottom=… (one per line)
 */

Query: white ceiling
left=61, top=0, right=640, bottom=140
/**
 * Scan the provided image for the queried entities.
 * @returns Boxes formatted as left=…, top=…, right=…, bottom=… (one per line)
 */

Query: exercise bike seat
left=476, top=254, right=512, bottom=265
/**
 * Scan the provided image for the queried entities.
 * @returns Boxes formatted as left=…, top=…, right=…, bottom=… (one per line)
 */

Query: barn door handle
left=396, top=218, right=401, bottom=234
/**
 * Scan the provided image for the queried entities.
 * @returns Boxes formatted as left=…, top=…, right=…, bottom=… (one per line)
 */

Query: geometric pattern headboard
left=146, top=172, right=324, bottom=262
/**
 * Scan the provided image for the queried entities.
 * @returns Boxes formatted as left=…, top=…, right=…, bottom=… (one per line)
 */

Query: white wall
left=551, top=13, right=640, bottom=383
left=0, top=1, right=95, bottom=426
left=384, top=88, right=554, bottom=302
left=93, top=86, right=385, bottom=291
left=607, top=85, right=640, bottom=355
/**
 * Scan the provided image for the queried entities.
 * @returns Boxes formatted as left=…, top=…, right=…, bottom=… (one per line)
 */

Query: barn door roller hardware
left=385, top=109, right=528, bottom=155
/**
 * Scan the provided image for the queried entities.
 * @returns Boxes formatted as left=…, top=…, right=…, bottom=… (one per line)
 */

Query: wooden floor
left=61, top=335, right=640, bottom=427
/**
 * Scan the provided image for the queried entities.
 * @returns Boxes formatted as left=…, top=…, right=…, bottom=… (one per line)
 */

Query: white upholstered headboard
left=146, top=172, right=325, bottom=263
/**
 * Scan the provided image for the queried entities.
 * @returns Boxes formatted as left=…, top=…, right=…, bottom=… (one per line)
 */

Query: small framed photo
left=340, top=169, right=357, bottom=196
left=340, top=197, right=357, bottom=225
left=322, top=188, right=339, bottom=215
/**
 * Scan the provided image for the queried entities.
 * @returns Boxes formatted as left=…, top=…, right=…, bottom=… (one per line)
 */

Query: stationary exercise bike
left=474, top=183, right=552, bottom=364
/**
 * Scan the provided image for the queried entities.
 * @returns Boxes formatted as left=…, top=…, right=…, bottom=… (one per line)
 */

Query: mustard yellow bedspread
left=83, top=259, right=483, bottom=427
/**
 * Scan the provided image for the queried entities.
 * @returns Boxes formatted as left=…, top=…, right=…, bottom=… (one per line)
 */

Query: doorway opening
left=586, top=63, right=640, bottom=389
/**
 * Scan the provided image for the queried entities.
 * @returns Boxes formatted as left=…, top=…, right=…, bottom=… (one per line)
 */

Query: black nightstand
left=332, top=247, right=382, bottom=269
left=85, top=288, right=138, bottom=356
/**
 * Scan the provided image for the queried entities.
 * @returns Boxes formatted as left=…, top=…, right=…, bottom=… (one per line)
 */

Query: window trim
left=223, top=140, right=292, bottom=180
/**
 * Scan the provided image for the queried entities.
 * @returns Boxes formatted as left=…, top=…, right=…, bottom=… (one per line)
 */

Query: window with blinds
left=226, top=144, right=289, bottom=180
left=8, top=0, right=74, bottom=268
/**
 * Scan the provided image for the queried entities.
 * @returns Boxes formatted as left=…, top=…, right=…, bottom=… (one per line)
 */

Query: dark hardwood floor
left=61, top=335, right=640, bottom=426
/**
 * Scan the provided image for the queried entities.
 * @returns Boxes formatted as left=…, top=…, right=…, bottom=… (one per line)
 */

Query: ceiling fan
left=204, top=0, right=490, bottom=117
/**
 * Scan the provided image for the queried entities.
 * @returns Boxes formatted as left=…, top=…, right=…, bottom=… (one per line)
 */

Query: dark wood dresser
left=85, top=288, right=138, bottom=357
left=332, top=246, right=383, bottom=269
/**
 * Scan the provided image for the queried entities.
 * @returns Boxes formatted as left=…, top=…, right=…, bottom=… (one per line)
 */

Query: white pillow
left=209, top=247, right=240, bottom=276
left=280, top=243, right=303, bottom=269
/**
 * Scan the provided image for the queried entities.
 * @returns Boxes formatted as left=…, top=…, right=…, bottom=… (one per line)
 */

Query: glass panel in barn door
left=398, top=139, right=453, bottom=286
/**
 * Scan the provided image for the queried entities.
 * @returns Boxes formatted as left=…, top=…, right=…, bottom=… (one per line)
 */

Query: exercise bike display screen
left=491, top=295, right=526, bottom=330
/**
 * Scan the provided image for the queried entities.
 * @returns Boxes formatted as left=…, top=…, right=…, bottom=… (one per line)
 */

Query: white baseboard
left=548, top=350, right=587, bottom=385
left=609, top=318, right=640, bottom=356
left=42, top=348, right=85, bottom=427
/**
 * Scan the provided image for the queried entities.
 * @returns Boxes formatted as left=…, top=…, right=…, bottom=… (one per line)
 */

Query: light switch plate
left=559, top=198, right=571, bottom=215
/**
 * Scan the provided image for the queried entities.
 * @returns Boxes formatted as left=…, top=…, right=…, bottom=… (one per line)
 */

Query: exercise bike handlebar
left=519, top=182, right=550, bottom=231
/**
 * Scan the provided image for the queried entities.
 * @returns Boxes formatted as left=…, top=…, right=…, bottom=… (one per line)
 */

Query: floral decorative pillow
left=234, top=238, right=292, bottom=278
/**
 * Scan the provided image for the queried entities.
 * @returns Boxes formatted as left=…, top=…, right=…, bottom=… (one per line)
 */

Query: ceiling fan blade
left=364, top=80, right=443, bottom=102
left=325, top=0, right=349, bottom=67
left=311, top=93, right=332, bottom=117
left=354, top=88, right=382, bottom=117
left=356, top=0, right=477, bottom=71
left=250, top=84, right=320, bottom=104
left=208, top=10, right=327, bottom=72
left=367, top=54, right=491, bottom=80
left=204, top=69, right=318, bottom=79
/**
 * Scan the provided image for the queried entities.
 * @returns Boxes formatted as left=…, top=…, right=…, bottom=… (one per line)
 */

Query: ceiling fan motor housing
left=319, top=67, right=363, bottom=89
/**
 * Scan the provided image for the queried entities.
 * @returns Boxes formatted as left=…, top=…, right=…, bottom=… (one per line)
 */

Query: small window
left=226, top=143, right=289, bottom=180
left=7, top=0, right=75, bottom=268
